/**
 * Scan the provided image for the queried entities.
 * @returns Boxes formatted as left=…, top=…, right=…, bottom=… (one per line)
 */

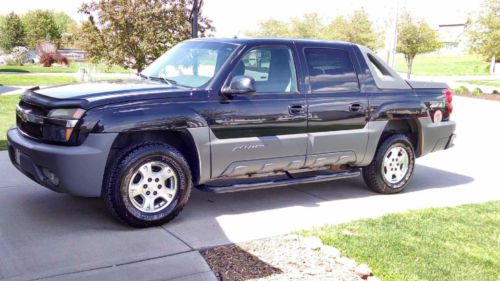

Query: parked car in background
left=27, top=50, right=40, bottom=64
left=7, top=38, right=456, bottom=227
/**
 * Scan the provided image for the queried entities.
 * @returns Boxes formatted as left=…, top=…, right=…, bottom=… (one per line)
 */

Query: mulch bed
left=455, top=93, right=500, bottom=101
left=201, top=234, right=364, bottom=281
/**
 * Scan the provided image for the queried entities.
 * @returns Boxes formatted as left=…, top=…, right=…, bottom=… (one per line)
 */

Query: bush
left=472, top=88, right=483, bottom=96
left=10, top=46, right=29, bottom=65
left=52, top=53, right=69, bottom=65
left=493, top=90, right=499, bottom=95
left=454, top=86, right=470, bottom=95
left=40, top=53, right=54, bottom=67
left=39, top=52, right=69, bottom=67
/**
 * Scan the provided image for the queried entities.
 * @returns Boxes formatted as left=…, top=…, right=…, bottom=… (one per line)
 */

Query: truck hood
left=21, top=79, right=194, bottom=110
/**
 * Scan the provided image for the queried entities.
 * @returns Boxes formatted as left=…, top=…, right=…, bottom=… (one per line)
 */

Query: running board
left=199, top=169, right=361, bottom=193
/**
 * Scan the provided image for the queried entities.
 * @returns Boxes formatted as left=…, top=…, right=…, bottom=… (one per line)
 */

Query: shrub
left=3, top=55, right=17, bottom=66
left=10, top=46, right=29, bottom=65
left=472, top=88, right=483, bottom=96
left=40, top=53, right=54, bottom=67
left=492, top=90, right=499, bottom=95
left=454, top=86, right=470, bottom=95
left=52, top=52, right=69, bottom=65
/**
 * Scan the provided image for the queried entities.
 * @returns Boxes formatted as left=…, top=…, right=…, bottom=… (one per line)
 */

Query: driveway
left=0, top=86, right=21, bottom=95
left=0, top=96, right=498, bottom=280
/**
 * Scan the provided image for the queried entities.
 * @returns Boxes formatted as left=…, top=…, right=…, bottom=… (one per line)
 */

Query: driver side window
left=232, top=46, right=298, bottom=93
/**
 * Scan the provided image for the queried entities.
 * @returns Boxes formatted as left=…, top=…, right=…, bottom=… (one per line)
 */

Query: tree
left=52, top=12, right=76, bottom=35
left=247, top=10, right=382, bottom=50
left=22, top=10, right=61, bottom=49
left=322, top=9, right=382, bottom=50
left=396, top=13, right=441, bottom=79
left=289, top=13, right=324, bottom=39
left=469, top=0, right=500, bottom=70
left=78, top=0, right=213, bottom=71
left=0, top=12, right=25, bottom=52
left=248, top=19, right=291, bottom=38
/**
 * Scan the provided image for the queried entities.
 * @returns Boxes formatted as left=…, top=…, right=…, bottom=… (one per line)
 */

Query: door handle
left=349, top=103, right=363, bottom=112
left=288, top=104, right=306, bottom=115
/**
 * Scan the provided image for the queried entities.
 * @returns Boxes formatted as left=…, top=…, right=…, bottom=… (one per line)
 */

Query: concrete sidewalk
left=0, top=96, right=499, bottom=280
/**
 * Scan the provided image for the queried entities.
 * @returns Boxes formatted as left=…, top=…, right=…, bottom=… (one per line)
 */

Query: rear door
left=298, top=44, right=369, bottom=167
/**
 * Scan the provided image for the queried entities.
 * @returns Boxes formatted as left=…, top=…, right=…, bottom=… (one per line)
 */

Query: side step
left=199, top=169, right=361, bottom=193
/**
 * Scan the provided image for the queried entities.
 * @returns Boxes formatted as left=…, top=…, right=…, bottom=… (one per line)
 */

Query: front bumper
left=7, top=127, right=117, bottom=197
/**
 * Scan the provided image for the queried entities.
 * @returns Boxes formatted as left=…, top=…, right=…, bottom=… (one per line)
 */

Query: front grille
left=16, top=102, right=46, bottom=140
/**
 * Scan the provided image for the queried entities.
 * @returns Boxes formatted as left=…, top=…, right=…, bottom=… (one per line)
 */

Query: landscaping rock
left=321, top=245, right=341, bottom=258
left=337, top=257, right=357, bottom=270
left=301, top=236, right=323, bottom=250
left=355, top=263, right=373, bottom=279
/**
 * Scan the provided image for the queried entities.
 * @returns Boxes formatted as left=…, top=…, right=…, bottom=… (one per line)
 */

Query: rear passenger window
left=305, top=48, right=359, bottom=93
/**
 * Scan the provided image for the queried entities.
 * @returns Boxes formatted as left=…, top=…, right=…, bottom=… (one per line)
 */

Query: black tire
left=103, top=143, right=192, bottom=227
left=362, top=134, right=415, bottom=194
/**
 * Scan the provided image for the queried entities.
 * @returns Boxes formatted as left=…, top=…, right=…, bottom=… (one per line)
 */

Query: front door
left=208, top=44, right=308, bottom=178
left=300, top=46, right=369, bottom=167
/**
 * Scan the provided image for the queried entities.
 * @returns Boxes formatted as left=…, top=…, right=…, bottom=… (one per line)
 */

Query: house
left=437, top=22, right=469, bottom=55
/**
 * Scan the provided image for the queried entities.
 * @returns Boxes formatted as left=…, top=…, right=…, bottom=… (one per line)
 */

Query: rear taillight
left=444, top=88, right=453, bottom=114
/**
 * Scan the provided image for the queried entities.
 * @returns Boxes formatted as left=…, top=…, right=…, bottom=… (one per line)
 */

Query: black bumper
left=7, top=127, right=117, bottom=197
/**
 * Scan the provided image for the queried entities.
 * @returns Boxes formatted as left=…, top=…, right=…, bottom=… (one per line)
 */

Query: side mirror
left=222, top=75, right=256, bottom=95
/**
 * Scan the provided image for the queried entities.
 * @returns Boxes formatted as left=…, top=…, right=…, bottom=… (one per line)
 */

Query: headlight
left=47, top=108, right=86, bottom=120
left=44, top=108, right=86, bottom=142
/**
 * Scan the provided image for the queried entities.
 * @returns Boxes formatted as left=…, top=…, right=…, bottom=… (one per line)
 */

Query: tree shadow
left=0, top=69, right=30, bottom=73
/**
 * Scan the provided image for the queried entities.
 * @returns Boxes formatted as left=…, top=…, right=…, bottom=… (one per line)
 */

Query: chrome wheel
left=128, top=161, right=178, bottom=213
left=381, top=146, right=409, bottom=185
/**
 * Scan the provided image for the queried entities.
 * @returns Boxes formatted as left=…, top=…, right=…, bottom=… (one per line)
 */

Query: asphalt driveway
left=0, top=96, right=498, bottom=280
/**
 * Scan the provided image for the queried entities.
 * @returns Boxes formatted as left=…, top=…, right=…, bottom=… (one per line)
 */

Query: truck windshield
left=141, top=41, right=237, bottom=88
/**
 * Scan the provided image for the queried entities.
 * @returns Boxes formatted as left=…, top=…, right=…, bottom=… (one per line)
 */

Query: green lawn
left=458, top=80, right=500, bottom=88
left=0, top=63, right=131, bottom=74
left=0, top=74, right=76, bottom=86
left=300, top=201, right=500, bottom=281
left=394, top=54, right=490, bottom=76
left=0, top=94, right=19, bottom=150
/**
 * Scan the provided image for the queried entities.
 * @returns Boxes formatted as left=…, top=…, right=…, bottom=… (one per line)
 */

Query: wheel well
left=379, top=119, right=421, bottom=157
left=107, top=130, right=200, bottom=184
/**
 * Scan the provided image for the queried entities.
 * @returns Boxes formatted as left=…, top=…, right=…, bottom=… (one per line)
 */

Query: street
left=0, top=96, right=498, bottom=280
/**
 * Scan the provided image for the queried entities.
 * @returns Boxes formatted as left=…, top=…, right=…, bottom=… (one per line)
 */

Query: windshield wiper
left=137, top=73, right=175, bottom=86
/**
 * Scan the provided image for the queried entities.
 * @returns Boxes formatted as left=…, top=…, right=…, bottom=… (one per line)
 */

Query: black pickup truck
left=7, top=38, right=456, bottom=227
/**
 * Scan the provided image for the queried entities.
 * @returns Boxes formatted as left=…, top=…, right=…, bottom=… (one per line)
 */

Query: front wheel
left=103, top=143, right=192, bottom=227
left=362, top=134, right=415, bottom=194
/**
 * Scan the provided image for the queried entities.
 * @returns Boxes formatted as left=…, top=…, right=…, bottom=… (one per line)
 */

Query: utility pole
left=191, top=0, right=201, bottom=38
left=390, top=0, right=399, bottom=68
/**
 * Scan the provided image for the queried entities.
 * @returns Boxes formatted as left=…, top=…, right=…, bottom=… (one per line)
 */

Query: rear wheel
left=362, top=134, right=415, bottom=194
left=103, top=143, right=192, bottom=227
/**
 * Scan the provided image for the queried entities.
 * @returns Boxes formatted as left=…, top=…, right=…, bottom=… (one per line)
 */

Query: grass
left=0, top=74, right=76, bottom=86
left=458, top=80, right=500, bottom=88
left=394, top=54, right=490, bottom=76
left=0, top=63, right=131, bottom=74
left=0, top=94, right=19, bottom=150
left=300, top=201, right=500, bottom=281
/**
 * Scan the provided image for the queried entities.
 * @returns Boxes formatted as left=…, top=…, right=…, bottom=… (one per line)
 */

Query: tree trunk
left=491, top=55, right=496, bottom=74
left=405, top=55, right=414, bottom=79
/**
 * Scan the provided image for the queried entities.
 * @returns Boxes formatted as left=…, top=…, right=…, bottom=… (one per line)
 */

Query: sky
left=0, top=0, right=484, bottom=38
